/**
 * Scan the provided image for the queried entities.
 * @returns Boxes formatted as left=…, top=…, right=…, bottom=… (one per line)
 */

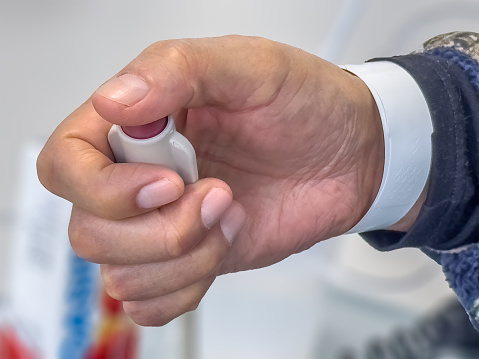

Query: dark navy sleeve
left=363, top=50, right=479, bottom=252
left=359, top=32, right=479, bottom=330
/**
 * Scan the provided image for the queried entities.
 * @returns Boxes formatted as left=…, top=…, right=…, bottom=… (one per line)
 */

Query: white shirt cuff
left=341, top=61, right=433, bottom=234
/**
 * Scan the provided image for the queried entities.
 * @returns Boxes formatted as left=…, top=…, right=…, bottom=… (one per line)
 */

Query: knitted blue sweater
left=427, top=45, right=479, bottom=331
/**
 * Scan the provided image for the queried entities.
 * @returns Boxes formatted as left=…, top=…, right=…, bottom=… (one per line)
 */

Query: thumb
left=91, top=36, right=291, bottom=126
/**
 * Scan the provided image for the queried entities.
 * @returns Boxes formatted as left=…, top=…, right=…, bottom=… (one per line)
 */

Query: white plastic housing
left=108, top=116, right=199, bottom=184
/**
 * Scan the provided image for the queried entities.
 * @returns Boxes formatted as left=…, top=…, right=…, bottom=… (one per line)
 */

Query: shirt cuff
left=340, top=62, right=433, bottom=233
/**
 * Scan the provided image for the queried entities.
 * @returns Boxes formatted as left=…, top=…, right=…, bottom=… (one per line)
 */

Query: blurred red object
left=85, top=291, right=138, bottom=359
left=85, top=327, right=137, bottom=359
left=0, top=327, right=36, bottom=359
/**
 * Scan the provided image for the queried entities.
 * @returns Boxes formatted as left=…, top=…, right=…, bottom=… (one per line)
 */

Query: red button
left=122, top=117, right=168, bottom=139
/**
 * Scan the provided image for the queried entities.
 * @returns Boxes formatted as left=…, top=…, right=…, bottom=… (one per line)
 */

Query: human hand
left=37, top=36, right=384, bottom=325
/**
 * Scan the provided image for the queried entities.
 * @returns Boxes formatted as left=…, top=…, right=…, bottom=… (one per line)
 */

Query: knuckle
left=163, top=221, right=196, bottom=259
left=196, top=236, right=229, bottom=278
left=142, top=39, right=198, bottom=89
left=36, top=149, right=51, bottom=189
left=142, top=40, right=166, bottom=55
left=166, top=41, right=194, bottom=61
left=67, top=215, right=81, bottom=249
left=186, top=298, right=201, bottom=313
left=68, top=209, right=109, bottom=263
left=204, top=251, right=223, bottom=276
left=184, top=282, right=207, bottom=312
left=164, top=231, right=188, bottom=258
left=123, top=302, right=171, bottom=327
left=209, top=238, right=228, bottom=269
left=36, top=145, right=61, bottom=195
left=144, top=39, right=196, bottom=70
left=101, top=265, right=132, bottom=301
left=196, top=250, right=223, bottom=280
left=68, top=213, right=90, bottom=258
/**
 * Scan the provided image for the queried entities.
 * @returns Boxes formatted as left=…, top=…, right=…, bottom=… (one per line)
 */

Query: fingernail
left=96, top=73, right=149, bottom=106
left=201, top=188, right=233, bottom=229
left=220, top=203, right=246, bottom=245
left=137, top=179, right=180, bottom=209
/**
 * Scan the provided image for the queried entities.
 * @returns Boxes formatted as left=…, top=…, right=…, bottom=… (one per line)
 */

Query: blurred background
left=1, top=0, right=479, bottom=358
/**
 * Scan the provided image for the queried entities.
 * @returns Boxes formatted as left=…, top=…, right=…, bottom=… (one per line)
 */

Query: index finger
left=37, top=100, right=184, bottom=220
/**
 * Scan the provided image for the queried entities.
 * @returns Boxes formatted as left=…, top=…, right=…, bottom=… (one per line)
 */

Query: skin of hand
left=37, top=35, right=394, bottom=326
